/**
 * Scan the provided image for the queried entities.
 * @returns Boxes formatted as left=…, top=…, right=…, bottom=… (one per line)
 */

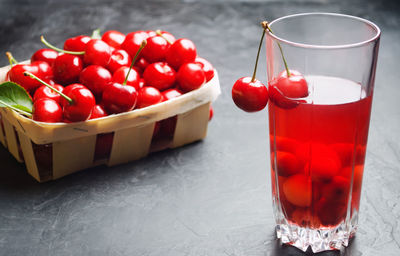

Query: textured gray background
left=0, top=0, right=399, bottom=255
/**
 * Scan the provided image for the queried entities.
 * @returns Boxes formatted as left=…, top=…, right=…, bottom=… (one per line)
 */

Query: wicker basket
left=0, top=63, right=221, bottom=182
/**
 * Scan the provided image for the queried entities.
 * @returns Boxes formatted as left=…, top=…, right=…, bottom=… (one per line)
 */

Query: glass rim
left=267, top=12, right=381, bottom=49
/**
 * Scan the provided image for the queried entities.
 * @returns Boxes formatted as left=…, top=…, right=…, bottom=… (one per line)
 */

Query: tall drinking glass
left=266, top=13, right=380, bottom=252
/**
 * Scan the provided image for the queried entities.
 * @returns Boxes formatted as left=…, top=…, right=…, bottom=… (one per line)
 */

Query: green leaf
left=0, top=81, right=33, bottom=114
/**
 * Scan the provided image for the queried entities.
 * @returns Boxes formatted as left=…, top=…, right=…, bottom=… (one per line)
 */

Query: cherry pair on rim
left=232, top=21, right=309, bottom=112
left=24, top=72, right=95, bottom=123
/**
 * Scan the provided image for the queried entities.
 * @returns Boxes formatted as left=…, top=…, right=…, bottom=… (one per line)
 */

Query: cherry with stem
left=231, top=24, right=269, bottom=112
left=261, top=21, right=308, bottom=108
left=24, top=72, right=72, bottom=103
left=102, top=40, right=147, bottom=114
left=24, top=71, right=95, bottom=122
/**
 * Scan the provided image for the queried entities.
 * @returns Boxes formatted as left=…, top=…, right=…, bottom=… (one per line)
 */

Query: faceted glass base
left=275, top=212, right=359, bottom=253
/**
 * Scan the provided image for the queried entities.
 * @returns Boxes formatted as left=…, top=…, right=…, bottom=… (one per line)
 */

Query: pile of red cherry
left=5, top=29, right=215, bottom=123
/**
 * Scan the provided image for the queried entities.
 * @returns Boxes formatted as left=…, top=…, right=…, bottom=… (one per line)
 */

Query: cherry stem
left=251, top=26, right=266, bottom=82
left=0, top=99, right=32, bottom=117
left=123, top=40, right=147, bottom=85
left=261, top=21, right=291, bottom=77
left=91, top=28, right=101, bottom=39
left=41, top=36, right=85, bottom=55
left=5, top=52, right=18, bottom=67
left=23, top=71, right=73, bottom=104
left=155, top=30, right=172, bottom=44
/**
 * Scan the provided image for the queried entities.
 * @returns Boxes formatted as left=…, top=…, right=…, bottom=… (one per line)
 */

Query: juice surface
left=269, top=75, right=373, bottom=228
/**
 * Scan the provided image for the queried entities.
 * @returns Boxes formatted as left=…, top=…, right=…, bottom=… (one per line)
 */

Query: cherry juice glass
left=266, top=13, right=380, bottom=252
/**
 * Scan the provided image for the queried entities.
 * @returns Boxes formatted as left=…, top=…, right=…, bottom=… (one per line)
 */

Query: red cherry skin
left=195, top=57, right=215, bottom=82
left=83, top=39, right=112, bottom=67
left=62, top=85, right=96, bottom=122
left=146, top=31, right=176, bottom=44
left=232, top=77, right=269, bottom=112
left=102, top=83, right=138, bottom=114
left=64, top=35, right=91, bottom=51
left=276, top=70, right=308, bottom=97
left=177, top=63, right=206, bottom=92
left=141, top=36, right=169, bottom=63
left=112, top=66, right=140, bottom=90
left=160, top=31, right=176, bottom=44
left=275, top=151, right=302, bottom=177
left=79, top=65, right=112, bottom=96
left=209, top=105, right=213, bottom=121
left=165, top=38, right=197, bottom=69
left=33, top=61, right=53, bottom=80
left=33, top=98, right=63, bottom=123
left=121, top=31, right=149, bottom=59
left=161, top=88, right=182, bottom=101
left=134, top=57, right=149, bottom=74
left=138, top=78, right=146, bottom=89
left=33, top=84, right=64, bottom=104
left=90, top=105, right=108, bottom=119
left=101, top=30, right=126, bottom=49
left=143, top=62, right=176, bottom=91
left=137, top=87, right=163, bottom=108
left=60, top=83, right=85, bottom=106
left=31, top=49, right=58, bottom=66
left=268, top=70, right=308, bottom=109
left=52, top=53, right=83, bottom=85
left=107, top=49, right=132, bottom=74
left=146, top=30, right=157, bottom=37
left=8, top=64, right=41, bottom=92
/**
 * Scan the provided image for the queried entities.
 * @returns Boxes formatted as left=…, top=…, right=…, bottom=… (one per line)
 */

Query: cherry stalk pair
left=232, top=21, right=309, bottom=112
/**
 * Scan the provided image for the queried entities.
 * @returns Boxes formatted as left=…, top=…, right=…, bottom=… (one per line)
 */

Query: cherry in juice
left=269, top=76, right=372, bottom=228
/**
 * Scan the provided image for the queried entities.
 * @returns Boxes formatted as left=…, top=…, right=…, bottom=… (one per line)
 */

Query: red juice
left=269, top=76, right=372, bottom=229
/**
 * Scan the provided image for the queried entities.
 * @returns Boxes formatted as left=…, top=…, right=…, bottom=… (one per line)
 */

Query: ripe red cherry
left=141, top=36, right=169, bottom=63
left=137, top=87, right=163, bottom=108
left=8, top=64, right=41, bottom=92
left=112, top=66, right=140, bottom=90
left=31, top=49, right=58, bottom=66
left=121, top=31, right=149, bottom=58
left=177, top=63, right=206, bottom=92
left=107, top=49, right=131, bottom=73
left=83, top=39, right=112, bottom=66
left=62, top=84, right=96, bottom=122
left=52, top=53, right=83, bottom=85
left=102, top=30, right=126, bottom=49
left=90, top=105, right=108, bottom=119
left=33, top=84, right=64, bottom=104
left=162, top=88, right=182, bottom=101
left=64, top=35, right=91, bottom=51
left=268, top=70, right=309, bottom=109
left=102, top=83, right=138, bottom=114
left=79, top=65, right=112, bottom=96
left=165, top=38, right=197, bottom=69
left=102, top=40, right=147, bottom=113
left=143, top=62, right=176, bottom=91
left=195, top=57, right=215, bottom=82
left=232, top=77, right=268, bottom=112
left=33, top=98, right=63, bottom=123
